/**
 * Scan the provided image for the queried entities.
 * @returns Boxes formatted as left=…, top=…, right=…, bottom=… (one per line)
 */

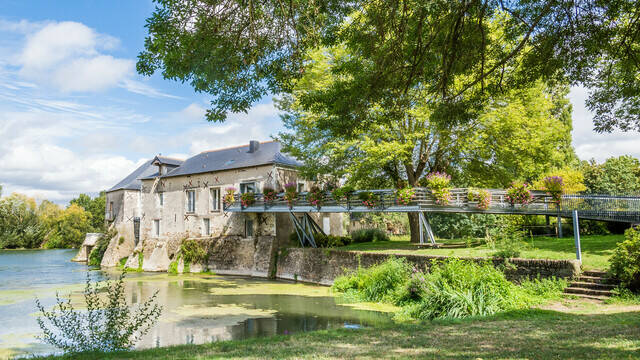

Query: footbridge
left=225, top=188, right=640, bottom=260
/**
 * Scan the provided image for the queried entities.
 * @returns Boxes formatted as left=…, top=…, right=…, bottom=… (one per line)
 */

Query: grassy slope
left=337, top=234, right=624, bottom=270
left=40, top=303, right=640, bottom=359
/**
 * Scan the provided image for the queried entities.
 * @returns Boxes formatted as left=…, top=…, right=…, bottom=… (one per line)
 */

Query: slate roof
left=107, top=156, right=184, bottom=192
left=143, top=141, right=301, bottom=180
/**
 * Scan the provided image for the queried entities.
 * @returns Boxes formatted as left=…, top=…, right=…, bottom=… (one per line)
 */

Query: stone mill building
left=100, top=140, right=343, bottom=274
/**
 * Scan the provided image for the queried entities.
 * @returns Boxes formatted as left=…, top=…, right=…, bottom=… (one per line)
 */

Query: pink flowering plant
left=240, top=192, right=256, bottom=207
left=262, top=187, right=277, bottom=203
left=283, top=182, right=298, bottom=207
left=467, top=188, right=491, bottom=210
left=505, top=182, right=533, bottom=205
left=425, top=172, right=452, bottom=205
left=307, top=186, right=325, bottom=208
left=223, top=187, right=237, bottom=206
left=395, top=187, right=416, bottom=206
left=542, top=176, right=564, bottom=205
left=358, top=191, right=378, bottom=209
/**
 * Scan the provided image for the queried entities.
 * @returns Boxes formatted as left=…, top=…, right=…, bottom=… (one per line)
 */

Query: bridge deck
left=225, top=188, right=640, bottom=223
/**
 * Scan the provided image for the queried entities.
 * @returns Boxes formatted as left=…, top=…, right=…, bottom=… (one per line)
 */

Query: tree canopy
left=139, top=0, right=640, bottom=132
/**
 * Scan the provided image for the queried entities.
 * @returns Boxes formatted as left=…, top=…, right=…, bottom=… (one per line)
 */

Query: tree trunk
left=407, top=212, right=420, bottom=243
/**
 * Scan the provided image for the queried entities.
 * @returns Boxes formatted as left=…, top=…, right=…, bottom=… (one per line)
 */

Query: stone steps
left=563, top=270, right=619, bottom=300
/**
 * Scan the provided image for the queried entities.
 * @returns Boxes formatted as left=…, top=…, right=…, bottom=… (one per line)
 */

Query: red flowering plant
left=283, top=182, right=298, bottom=207
left=358, top=191, right=378, bottom=209
left=307, top=186, right=324, bottom=208
left=223, top=187, right=237, bottom=206
left=240, top=192, right=256, bottom=207
left=425, top=172, right=452, bottom=205
left=505, top=182, right=533, bottom=206
left=395, top=187, right=416, bottom=206
left=467, top=188, right=491, bottom=210
left=262, top=186, right=277, bottom=203
left=542, top=176, right=564, bottom=205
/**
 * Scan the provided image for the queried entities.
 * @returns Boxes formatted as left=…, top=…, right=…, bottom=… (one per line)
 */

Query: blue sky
left=0, top=1, right=637, bottom=203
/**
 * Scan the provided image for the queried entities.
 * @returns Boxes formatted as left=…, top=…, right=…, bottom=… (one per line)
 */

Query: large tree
left=277, top=46, right=574, bottom=241
left=138, top=0, right=640, bottom=132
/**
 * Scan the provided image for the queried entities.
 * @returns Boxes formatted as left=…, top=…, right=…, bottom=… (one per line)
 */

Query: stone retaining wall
left=275, top=248, right=581, bottom=285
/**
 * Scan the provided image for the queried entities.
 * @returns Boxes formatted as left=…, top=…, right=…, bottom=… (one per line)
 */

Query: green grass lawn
left=39, top=301, right=640, bottom=359
left=337, top=234, right=625, bottom=270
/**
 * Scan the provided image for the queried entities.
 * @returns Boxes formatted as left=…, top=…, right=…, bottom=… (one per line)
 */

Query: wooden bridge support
left=289, top=212, right=325, bottom=248
left=572, top=210, right=582, bottom=262
left=419, top=212, right=436, bottom=245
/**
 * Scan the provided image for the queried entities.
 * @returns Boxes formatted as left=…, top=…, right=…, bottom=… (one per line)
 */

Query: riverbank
left=37, top=299, right=640, bottom=359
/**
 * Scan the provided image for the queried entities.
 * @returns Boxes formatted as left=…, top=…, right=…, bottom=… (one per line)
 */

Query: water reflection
left=0, top=250, right=390, bottom=358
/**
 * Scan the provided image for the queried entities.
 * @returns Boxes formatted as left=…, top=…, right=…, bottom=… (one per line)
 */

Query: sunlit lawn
left=337, top=234, right=625, bottom=270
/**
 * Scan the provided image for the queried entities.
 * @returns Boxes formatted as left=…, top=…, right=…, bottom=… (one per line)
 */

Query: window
left=158, top=192, right=163, bottom=206
left=210, top=188, right=220, bottom=211
left=245, top=219, right=254, bottom=237
left=108, top=201, right=114, bottom=219
left=186, top=190, right=196, bottom=213
left=203, top=218, right=210, bottom=236
left=153, top=219, right=160, bottom=237
left=297, top=183, right=304, bottom=193
left=240, top=182, right=256, bottom=194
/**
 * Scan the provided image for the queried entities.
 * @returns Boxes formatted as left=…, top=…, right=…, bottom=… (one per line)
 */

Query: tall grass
left=332, top=257, right=566, bottom=321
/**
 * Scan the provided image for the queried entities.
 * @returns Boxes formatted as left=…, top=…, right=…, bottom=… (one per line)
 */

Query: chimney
left=248, top=140, right=260, bottom=153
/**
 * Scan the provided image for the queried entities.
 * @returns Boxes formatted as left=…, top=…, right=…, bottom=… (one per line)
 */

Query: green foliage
left=137, top=252, right=143, bottom=272
left=44, top=203, right=93, bottom=249
left=70, top=192, right=106, bottom=232
left=609, top=227, right=640, bottom=292
left=395, top=187, right=416, bottom=206
left=425, top=172, right=452, bottom=205
left=0, top=193, right=46, bottom=249
left=606, top=286, right=640, bottom=304
left=467, top=188, right=491, bottom=210
left=331, top=185, right=354, bottom=201
left=306, top=186, right=324, bottom=207
left=533, top=168, right=586, bottom=195
left=262, top=187, right=277, bottom=202
left=117, top=257, right=128, bottom=270
left=35, top=273, right=162, bottom=353
left=357, top=191, right=378, bottom=208
left=581, top=156, right=640, bottom=195
left=283, top=182, right=298, bottom=206
left=313, top=234, right=352, bottom=248
left=429, top=213, right=498, bottom=239
left=332, top=257, right=412, bottom=303
left=240, top=192, right=256, bottom=207
left=505, top=182, right=533, bottom=205
left=88, top=228, right=117, bottom=266
left=180, top=240, right=209, bottom=264
left=168, top=258, right=179, bottom=275
left=519, top=276, right=568, bottom=301
left=350, top=228, right=389, bottom=243
left=489, top=222, right=528, bottom=258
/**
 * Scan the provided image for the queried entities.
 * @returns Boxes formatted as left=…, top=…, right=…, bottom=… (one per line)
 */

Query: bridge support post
left=572, top=210, right=582, bottom=262
left=557, top=214, right=563, bottom=238
left=288, top=212, right=321, bottom=248
left=419, top=212, right=436, bottom=245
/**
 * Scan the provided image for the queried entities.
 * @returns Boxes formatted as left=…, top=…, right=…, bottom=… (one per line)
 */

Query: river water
left=0, top=249, right=390, bottom=359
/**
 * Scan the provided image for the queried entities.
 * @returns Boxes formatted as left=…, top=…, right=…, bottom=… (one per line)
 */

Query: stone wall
left=275, top=248, right=581, bottom=286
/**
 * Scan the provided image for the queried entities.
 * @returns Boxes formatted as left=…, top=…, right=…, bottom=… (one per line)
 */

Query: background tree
left=70, top=192, right=106, bottom=232
left=581, top=156, right=640, bottom=195
left=0, top=193, right=46, bottom=249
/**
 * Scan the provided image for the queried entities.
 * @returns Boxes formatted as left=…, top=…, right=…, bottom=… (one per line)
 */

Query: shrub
left=425, top=172, right=452, bottom=205
left=357, top=191, right=378, bottom=208
left=181, top=239, right=209, bottom=264
left=519, top=276, right=568, bottom=301
left=262, top=187, right=277, bottom=202
left=401, top=259, right=528, bottom=320
left=35, top=273, right=162, bottom=354
left=505, top=181, right=533, bottom=205
left=350, top=228, right=389, bottom=243
left=284, top=182, right=298, bottom=206
left=609, top=227, right=640, bottom=292
left=331, top=185, right=355, bottom=201
left=395, top=187, right=416, bottom=206
left=223, top=187, right=236, bottom=206
left=313, top=233, right=352, bottom=248
left=240, top=192, right=256, bottom=207
left=488, top=221, right=528, bottom=258
left=332, top=257, right=412, bottom=303
left=542, top=176, right=564, bottom=204
left=88, top=228, right=117, bottom=266
left=307, top=186, right=325, bottom=208
left=467, top=188, right=491, bottom=210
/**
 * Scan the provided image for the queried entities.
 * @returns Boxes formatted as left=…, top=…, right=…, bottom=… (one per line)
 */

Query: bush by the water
left=609, top=227, right=640, bottom=292
left=180, top=239, right=209, bottom=264
left=35, top=272, right=162, bottom=354
left=332, top=257, right=565, bottom=320
left=351, top=228, right=389, bottom=243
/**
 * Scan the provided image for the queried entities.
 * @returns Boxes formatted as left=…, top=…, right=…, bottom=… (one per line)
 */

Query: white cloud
left=52, top=55, right=133, bottom=92
left=120, top=79, right=183, bottom=99
left=569, top=86, right=640, bottom=162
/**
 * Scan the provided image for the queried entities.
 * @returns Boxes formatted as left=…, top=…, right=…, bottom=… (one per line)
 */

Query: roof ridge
left=199, top=140, right=277, bottom=154
left=156, top=155, right=185, bottom=161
